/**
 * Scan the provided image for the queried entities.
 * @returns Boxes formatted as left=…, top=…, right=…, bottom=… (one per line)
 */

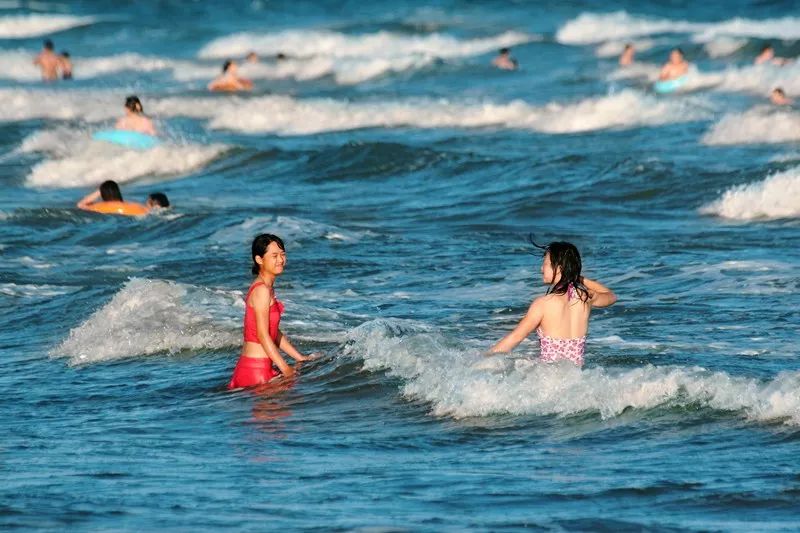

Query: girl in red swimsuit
left=228, top=234, right=312, bottom=389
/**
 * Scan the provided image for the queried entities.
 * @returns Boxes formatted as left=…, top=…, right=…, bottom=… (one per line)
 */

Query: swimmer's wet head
left=222, top=59, right=234, bottom=73
left=530, top=236, right=589, bottom=301
left=499, top=47, right=510, bottom=56
left=124, top=95, right=144, bottom=114
left=670, top=48, right=685, bottom=62
left=99, top=180, right=123, bottom=202
left=43, top=39, right=54, bottom=50
left=147, top=192, right=169, bottom=208
left=251, top=233, right=286, bottom=276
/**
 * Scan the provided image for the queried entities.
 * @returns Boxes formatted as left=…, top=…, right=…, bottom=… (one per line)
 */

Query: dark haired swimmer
left=115, top=95, right=156, bottom=136
left=33, top=39, right=60, bottom=81
left=488, top=240, right=616, bottom=367
left=755, top=44, right=791, bottom=66
left=770, top=87, right=793, bottom=106
left=77, top=180, right=149, bottom=216
left=228, top=234, right=314, bottom=389
left=619, top=43, right=635, bottom=66
left=659, top=48, right=689, bottom=81
left=492, top=47, right=518, bottom=70
left=59, top=51, right=72, bottom=80
left=146, top=192, right=170, bottom=209
left=208, top=59, right=253, bottom=92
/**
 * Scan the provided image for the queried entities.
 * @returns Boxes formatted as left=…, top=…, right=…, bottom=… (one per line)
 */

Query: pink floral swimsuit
left=536, top=284, right=586, bottom=367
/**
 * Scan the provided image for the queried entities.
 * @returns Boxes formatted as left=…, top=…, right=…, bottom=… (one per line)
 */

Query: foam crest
left=20, top=127, right=226, bottom=188
left=0, top=13, right=94, bottom=38
left=173, top=55, right=436, bottom=85
left=0, top=51, right=174, bottom=81
left=703, top=36, right=747, bottom=58
left=702, top=107, right=800, bottom=145
left=51, top=279, right=241, bottom=365
left=700, top=166, right=800, bottom=221
left=343, top=319, right=800, bottom=424
left=1, top=88, right=119, bottom=122
left=557, top=12, right=700, bottom=45
left=557, top=11, right=800, bottom=45
left=210, top=215, right=360, bottom=245
left=203, top=90, right=708, bottom=135
left=0, top=89, right=707, bottom=135
left=595, top=39, right=654, bottom=58
left=198, top=29, right=536, bottom=60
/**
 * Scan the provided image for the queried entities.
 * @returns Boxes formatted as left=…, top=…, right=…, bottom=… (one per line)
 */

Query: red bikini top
left=242, top=281, right=284, bottom=343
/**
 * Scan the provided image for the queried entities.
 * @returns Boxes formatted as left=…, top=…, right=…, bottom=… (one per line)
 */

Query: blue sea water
left=1, top=0, right=800, bottom=530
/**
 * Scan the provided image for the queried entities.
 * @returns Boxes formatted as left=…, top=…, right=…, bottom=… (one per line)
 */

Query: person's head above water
left=99, top=180, right=123, bottom=202
left=61, top=51, right=70, bottom=58
left=222, top=59, right=237, bottom=73
left=251, top=233, right=286, bottom=276
left=147, top=192, right=170, bottom=208
left=530, top=237, right=589, bottom=301
left=246, top=51, right=258, bottom=63
left=499, top=47, right=510, bottom=56
left=670, top=48, right=684, bottom=62
left=773, top=87, right=786, bottom=97
left=43, top=39, right=54, bottom=51
left=124, top=95, right=144, bottom=114
left=624, top=43, right=633, bottom=51
left=761, top=44, right=774, bottom=54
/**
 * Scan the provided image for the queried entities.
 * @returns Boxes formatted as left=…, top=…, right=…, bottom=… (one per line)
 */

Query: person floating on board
left=115, top=95, right=157, bottom=136
left=208, top=59, right=253, bottom=92
left=659, top=48, right=689, bottom=81
left=492, top=48, right=518, bottom=70
left=619, top=43, right=635, bottom=66
left=76, top=180, right=149, bottom=216
left=488, top=239, right=617, bottom=367
left=770, top=87, right=793, bottom=106
left=228, top=234, right=315, bottom=389
left=33, top=39, right=60, bottom=81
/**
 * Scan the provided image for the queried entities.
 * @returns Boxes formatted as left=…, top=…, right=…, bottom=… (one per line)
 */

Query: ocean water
left=1, top=0, right=800, bottom=530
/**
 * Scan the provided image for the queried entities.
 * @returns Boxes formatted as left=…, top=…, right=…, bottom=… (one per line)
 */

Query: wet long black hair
left=251, top=233, right=285, bottom=275
left=530, top=236, right=590, bottom=302
left=99, top=180, right=123, bottom=202
left=125, top=95, right=144, bottom=114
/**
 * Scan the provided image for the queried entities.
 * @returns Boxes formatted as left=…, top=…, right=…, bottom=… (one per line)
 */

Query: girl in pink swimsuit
left=228, top=233, right=312, bottom=389
left=489, top=240, right=617, bottom=366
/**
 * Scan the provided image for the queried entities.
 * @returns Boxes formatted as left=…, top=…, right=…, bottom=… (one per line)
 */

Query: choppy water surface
left=1, top=0, right=799, bottom=530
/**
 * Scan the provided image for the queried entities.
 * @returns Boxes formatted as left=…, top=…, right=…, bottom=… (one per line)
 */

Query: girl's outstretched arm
left=489, top=297, right=545, bottom=354
left=583, top=277, right=617, bottom=308
left=276, top=331, right=310, bottom=362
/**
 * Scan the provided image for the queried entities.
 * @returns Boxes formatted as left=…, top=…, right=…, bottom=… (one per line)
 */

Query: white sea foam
left=0, top=13, right=94, bottom=38
left=342, top=319, right=800, bottom=424
left=210, top=215, right=361, bottom=245
left=595, top=39, right=655, bottom=58
left=0, top=282, right=79, bottom=299
left=0, top=89, right=709, bottom=135
left=199, top=29, right=537, bottom=60
left=557, top=12, right=701, bottom=45
left=50, top=279, right=241, bottom=365
left=173, top=54, right=436, bottom=85
left=20, top=127, right=226, bottom=188
left=702, top=107, right=800, bottom=145
left=703, top=36, right=747, bottom=58
left=700, top=166, right=800, bottom=221
left=199, top=90, right=709, bottom=135
left=0, top=51, right=175, bottom=82
left=557, top=11, right=800, bottom=45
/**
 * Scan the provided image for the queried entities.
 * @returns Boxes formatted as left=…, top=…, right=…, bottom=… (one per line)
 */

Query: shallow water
left=1, top=0, right=800, bottom=530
